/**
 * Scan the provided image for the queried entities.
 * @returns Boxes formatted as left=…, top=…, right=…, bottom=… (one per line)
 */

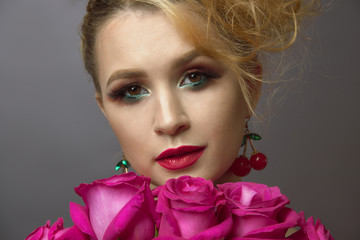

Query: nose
left=153, top=92, right=190, bottom=136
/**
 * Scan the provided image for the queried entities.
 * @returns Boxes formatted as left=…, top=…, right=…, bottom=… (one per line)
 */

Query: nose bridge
left=153, top=89, right=189, bottom=135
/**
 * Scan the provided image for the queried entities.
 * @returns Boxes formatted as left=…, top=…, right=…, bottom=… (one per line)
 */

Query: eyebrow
left=172, top=49, right=200, bottom=69
left=107, top=70, right=146, bottom=87
left=106, top=49, right=200, bottom=87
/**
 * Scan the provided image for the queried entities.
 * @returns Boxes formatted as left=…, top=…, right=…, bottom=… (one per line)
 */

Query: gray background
left=0, top=0, right=359, bottom=239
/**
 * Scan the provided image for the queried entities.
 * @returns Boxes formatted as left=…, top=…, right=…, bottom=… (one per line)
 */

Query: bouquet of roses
left=26, top=172, right=334, bottom=240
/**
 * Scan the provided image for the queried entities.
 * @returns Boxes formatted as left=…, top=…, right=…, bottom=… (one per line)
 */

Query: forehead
left=95, top=11, right=194, bottom=80
left=98, top=10, right=176, bottom=49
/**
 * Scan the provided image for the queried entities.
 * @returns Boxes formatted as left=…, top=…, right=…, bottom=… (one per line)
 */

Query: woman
left=81, top=0, right=320, bottom=186
left=26, top=0, right=335, bottom=239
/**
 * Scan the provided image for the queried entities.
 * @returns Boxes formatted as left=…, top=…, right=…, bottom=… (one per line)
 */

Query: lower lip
left=156, top=147, right=205, bottom=170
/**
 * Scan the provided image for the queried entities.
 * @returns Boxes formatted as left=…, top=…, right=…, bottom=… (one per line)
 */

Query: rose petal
left=157, top=195, right=182, bottom=237
left=231, top=211, right=277, bottom=237
left=103, top=183, right=156, bottom=240
left=74, top=173, right=152, bottom=239
left=173, top=208, right=217, bottom=238
left=218, top=182, right=289, bottom=218
left=232, top=238, right=288, bottom=240
left=86, top=184, right=138, bottom=239
left=54, top=225, right=90, bottom=240
left=288, top=212, right=334, bottom=240
left=245, top=207, right=299, bottom=238
left=72, top=173, right=156, bottom=240
left=26, top=221, right=49, bottom=240
left=47, top=218, right=64, bottom=239
left=25, top=218, right=87, bottom=240
left=69, top=202, right=96, bottom=238
left=190, top=205, right=233, bottom=240
left=157, top=176, right=230, bottom=239
left=238, top=185, right=258, bottom=206
left=154, top=236, right=186, bottom=240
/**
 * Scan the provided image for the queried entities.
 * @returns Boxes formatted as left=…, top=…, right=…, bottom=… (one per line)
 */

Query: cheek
left=192, top=81, right=246, bottom=165
left=104, top=105, right=153, bottom=153
left=104, top=106, right=156, bottom=176
left=190, top=84, right=246, bottom=138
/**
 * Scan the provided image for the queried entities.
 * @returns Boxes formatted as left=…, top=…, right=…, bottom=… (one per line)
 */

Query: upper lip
left=156, top=145, right=206, bottom=160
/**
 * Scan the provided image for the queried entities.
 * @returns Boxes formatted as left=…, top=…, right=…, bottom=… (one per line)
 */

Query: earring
left=115, top=153, right=130, bottom=174
left=230, top=121, right=268, bottom=177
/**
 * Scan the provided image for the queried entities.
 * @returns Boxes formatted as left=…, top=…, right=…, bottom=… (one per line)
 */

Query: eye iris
left=189, top=72, right=202, bottom=83
left=128, top=86, right=141, bottom=95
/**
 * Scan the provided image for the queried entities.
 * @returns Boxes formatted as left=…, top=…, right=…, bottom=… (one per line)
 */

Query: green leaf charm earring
left=115, top=153, right=130, bottom=173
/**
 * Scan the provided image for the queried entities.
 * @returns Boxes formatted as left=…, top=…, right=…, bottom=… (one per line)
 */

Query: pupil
left=189, top=73, right=201, bottom=82
left=129, top=86, right=141, bottom=95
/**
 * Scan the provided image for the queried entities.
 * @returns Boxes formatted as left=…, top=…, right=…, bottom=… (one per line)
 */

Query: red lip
left=156, top=145, right=205, bottom=170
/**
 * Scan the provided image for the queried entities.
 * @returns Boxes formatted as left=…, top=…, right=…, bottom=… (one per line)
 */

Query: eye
left=186, top=72, right=203, bottom=83
left=127, top=85, right=143, bottom=95
left=180, top=71, right=210, bottom=89
left=108, top=83, right=149, bottom=103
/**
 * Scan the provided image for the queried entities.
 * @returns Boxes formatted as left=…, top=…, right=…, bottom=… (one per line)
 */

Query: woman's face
left=96, top=11, right=249, bottom=186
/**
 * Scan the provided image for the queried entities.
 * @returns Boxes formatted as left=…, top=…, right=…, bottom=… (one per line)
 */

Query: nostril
left=153, top=115, right=190, bottom=136
left=174, top=123, right=190, bottom=135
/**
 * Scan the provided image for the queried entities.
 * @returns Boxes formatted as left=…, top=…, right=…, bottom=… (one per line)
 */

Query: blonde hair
left=81, top=0, right=321, bottom=114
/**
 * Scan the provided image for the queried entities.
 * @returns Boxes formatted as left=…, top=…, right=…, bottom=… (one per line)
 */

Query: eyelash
left=107, top=70, right=216, bottom=104
left=180, top=71, right=211, bottom=90
left=108, top=83, right=150, bottom=103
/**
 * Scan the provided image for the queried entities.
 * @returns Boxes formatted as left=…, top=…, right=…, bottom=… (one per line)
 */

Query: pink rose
left=26, top=218, right=88, bottom=240
left=70, top=172, right=157, bottom=240
left=218, top=182, right=299, bottom=239
left=287, top=212, right=334, bottom=240
left=154, top=175, right=233, bottom=240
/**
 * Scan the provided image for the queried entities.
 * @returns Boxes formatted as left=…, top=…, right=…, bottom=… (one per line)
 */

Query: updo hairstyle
left=81, top=0, right=321, bottom=114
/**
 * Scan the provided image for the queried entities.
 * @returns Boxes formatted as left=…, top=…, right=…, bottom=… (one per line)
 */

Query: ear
left=245, top=65, right=262, bottom=119
left=95, top=92, right=107, bottom=119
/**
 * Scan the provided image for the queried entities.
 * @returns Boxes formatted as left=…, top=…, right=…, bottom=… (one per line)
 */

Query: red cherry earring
left=230, top=121, right=268, bottom=177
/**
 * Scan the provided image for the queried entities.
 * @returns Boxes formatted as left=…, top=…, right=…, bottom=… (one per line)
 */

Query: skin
left=95, top=10, right=258, bottom=186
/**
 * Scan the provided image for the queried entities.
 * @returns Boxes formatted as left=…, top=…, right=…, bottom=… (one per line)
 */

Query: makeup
left=156, top=145, right=205, bottom=170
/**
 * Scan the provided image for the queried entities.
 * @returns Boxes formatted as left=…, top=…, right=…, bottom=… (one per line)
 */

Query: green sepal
left=122, top=160, right=130, bottom=168
left=248, top=133, right=262, bottom=141
left=115, top=161, right=122, bottom=171
left=241, top=133, right=262, bottom=146
left=115, top=160, right=131, bottom=171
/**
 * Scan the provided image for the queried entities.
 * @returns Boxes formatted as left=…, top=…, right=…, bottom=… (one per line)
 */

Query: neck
left=213, top=170, right=242, bottom=185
